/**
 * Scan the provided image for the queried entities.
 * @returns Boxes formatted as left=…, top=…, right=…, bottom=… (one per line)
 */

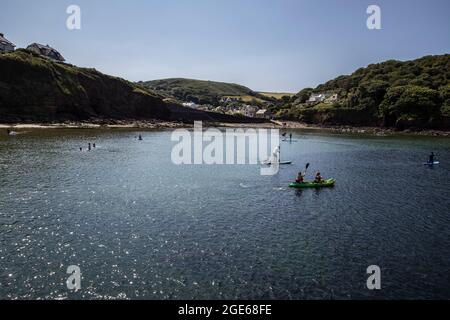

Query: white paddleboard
left=423, top=161, right=440, bottom=165
left=263, top=161, right=292, bottom=165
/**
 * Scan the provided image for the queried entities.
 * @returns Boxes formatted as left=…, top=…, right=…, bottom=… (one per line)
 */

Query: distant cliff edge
left=0, top=49, right=263, bottom=124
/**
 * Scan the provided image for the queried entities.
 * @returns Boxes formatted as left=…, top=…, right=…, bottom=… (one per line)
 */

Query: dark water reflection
left=0, top=129, right=449, bottom=299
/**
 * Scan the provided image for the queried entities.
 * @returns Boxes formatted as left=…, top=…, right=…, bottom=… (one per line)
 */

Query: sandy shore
left=0, top=120, right=190, bottom=130
left=1, top=120, right=449, bottom=137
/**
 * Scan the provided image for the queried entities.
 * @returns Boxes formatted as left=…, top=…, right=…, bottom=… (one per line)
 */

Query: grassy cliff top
left=0, top=49, right=170, bottom=122
left=142, top=78, right=255, bottom=96
left=140, top=78, right=263, bottom=105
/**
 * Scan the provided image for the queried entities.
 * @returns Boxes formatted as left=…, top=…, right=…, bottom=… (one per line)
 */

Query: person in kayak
left=314, top=171, right=324, bottom=183
left=296, top=171, right=305, bottom=183
left=429, top=152, right=435, bottom=164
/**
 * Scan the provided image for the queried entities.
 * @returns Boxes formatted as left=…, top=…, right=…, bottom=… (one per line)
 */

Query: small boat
left=423, top=161, right=440, bottom=166
left=289, top=179, right=336, bottom=189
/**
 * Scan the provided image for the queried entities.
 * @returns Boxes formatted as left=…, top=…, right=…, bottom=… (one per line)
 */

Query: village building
left=255, top=109, right=272, bottom=119
left=212, top=107, right=225, bottom=114
left=182, top=102, right=198, bottom=109
left=308, top=93, right=326, bottom=103
left=242, top=105, right=258, bottom=118
left=220, top=96, right=239, bottom=104
left=26, top=43, right=65, bottom=62
left=0, top=33, right=15, bottom=53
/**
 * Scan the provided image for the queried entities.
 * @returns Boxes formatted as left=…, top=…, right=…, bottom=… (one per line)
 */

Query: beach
left=1, top=120, right=449, bottom=137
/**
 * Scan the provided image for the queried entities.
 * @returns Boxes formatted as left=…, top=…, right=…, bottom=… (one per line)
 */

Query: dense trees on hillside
left=380, top=85, right=441, bottom=128
left=278, top=54, right=450, bottom=129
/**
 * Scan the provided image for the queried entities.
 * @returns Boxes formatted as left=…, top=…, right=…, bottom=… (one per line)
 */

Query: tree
left=295, top=88, right=313, bottom=103
left=440, top=84, right=450, bottom=116
left=279, top=95, right=290, bottom=104
left=380, top=85, right=441, bottom=127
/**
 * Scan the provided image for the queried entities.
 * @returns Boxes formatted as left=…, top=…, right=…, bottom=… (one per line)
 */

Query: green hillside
left=277, top=54, right=450, bottom=129
left=0, top=50, right=266, bottom=124
left=140, top=78, right=266, bottom=105
left=0, top=49, right=171, bottom=122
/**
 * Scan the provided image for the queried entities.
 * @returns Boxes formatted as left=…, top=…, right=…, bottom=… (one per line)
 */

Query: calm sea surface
left=0, top=128, right=449, bottom=299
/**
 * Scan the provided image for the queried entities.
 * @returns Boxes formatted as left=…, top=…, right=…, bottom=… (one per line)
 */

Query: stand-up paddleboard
left=423, top=161, right=440, bottom=166
left=262, top=145, right=292, bottom=166
left=263, top=160, right=292, bottom=165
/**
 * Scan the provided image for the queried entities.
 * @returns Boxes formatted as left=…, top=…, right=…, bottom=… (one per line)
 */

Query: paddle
left=303, top=163, right=310, bottom=177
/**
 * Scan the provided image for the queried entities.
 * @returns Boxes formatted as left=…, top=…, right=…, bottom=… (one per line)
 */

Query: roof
left=27, top=43, right=65, bottom=61
left=0, top=34, right=15, bottom=47
left=30, top=43, right=55, bottom=50
left=256, top=109, right=268, bottom=114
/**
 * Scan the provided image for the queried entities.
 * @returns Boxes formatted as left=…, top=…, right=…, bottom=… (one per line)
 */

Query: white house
left=256, top=109, right=272, bottom=119
left=26, top=43, right=65, bottom=62
left=182, top=102, right=198, bottom=109
left=0, top=33, right=15, bottom=53
left=308, top=93, right=326, bottom=103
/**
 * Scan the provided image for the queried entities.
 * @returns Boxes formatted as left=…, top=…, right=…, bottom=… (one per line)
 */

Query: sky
left=1, top=0, right=449, bottom=92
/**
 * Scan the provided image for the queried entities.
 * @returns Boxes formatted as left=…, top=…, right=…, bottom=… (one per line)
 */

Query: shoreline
left=271, top=121, right=450, bottom=137
left=1, top=120, right=449, bottom=137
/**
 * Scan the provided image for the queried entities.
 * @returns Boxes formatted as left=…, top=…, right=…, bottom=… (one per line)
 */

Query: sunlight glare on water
left=0, top=129, right=449, bottom=299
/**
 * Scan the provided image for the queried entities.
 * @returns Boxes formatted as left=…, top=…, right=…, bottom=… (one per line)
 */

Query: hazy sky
left=1, top=0, right=449, bottom=92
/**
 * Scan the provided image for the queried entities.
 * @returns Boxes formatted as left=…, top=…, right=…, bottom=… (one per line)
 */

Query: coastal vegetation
left=1, top=49, right=449, bottom=130
left=275, top=54, right=450, bottom=129
left=259, top=92, right=295, bottom=100
left=140, top=78, right=278, bottom=106
left=0, top=50, right=264, bottom=124
left=0, top=49, right=170, bottom=122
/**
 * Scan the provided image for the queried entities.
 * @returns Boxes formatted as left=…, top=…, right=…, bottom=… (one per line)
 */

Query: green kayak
left=289, top=179, right=336, bottom=189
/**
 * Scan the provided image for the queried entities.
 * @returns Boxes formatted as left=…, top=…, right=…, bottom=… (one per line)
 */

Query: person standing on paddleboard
left=429, top=152, right=435, bottom=164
